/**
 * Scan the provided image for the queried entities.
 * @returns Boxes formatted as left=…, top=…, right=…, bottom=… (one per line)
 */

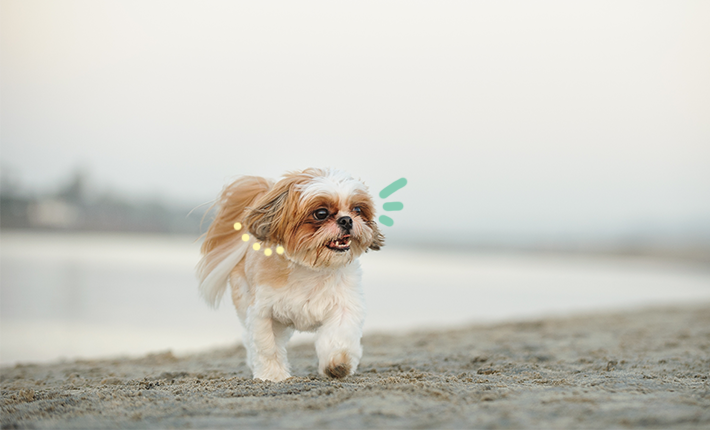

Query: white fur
left=234, top=258, right=365, bottom=381
left=197, top=240, right=249, bottom=308
left=297, top=168, right=368, bottom=203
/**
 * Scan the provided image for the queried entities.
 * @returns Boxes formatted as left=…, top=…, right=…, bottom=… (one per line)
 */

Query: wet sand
left=2, top=305, right=709, bottom=429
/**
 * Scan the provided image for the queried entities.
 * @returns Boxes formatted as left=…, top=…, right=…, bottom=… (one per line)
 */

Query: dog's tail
left=197, top=175, right=273, bottom=308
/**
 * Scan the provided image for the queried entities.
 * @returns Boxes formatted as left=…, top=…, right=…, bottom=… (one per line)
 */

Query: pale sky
left=2, top=1, right=709, bottom=242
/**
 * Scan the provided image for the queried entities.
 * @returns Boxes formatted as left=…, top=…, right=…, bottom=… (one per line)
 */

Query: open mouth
left=326, top=235, right=351, bottom=252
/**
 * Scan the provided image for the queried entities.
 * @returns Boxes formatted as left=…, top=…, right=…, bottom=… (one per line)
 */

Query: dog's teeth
left=326, top=236, right=351, bottom=251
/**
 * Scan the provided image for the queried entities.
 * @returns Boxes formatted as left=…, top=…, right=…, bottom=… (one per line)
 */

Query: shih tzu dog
left=197, top=168, right=384, bottom=381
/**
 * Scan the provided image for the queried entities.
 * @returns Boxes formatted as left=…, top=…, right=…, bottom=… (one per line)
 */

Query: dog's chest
left=269, top=270, right=356, bottom=332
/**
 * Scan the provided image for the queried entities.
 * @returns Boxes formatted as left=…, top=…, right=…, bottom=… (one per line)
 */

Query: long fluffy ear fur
left=368, top=220, right=385, bottom=251
left=244, top=172, right=308, bottom=245
left=243, top=183, right=290, bottom=243
left=197, top=176, right=273, bottom=307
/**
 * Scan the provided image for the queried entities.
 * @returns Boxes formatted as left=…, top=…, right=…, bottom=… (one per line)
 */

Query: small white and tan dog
left=197, top=168, right=384, bottom=381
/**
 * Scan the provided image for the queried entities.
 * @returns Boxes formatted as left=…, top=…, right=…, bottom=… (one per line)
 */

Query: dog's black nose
left=337, top=216, right=353, bottom=231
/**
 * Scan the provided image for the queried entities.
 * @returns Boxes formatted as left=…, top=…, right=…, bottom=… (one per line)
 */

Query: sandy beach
left=2, top=304, right=709, bottom=429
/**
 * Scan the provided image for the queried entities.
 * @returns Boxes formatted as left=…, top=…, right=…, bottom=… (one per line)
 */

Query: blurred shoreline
left=2, top=227, right=709, bottom=266
left=408, top=241, right=710, bottom=266
left=3, top=169, right=709, bottom=265
left=0, top=170, right=205, bottom=235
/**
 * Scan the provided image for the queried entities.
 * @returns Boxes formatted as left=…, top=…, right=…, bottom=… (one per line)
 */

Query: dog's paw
left=254, top=370, right=291, bottom=382
left=323, top=351, right=352, bottom=379
left=253, top=362, right=291, bottom=382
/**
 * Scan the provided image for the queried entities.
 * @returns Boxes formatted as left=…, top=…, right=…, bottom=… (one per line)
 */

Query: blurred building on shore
left=0, top=169, right=203, bottom=235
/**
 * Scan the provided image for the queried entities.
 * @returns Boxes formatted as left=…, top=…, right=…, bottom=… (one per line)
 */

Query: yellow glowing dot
left=264, top=248, right=273, bottom=256
left=276, top=246, right=284, bottom=255
left=233, top=222, right=242, bottom=231
left=253, top=243, right=261, bottom=251
left=241, top=234, right=250, bottom=242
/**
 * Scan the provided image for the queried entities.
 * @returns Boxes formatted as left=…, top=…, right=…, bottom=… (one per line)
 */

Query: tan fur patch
left=245, top=170, right=317, bottom=245
left=252, top=253, right=290, bottom=289
left=201, top=176, right=272, bottom=256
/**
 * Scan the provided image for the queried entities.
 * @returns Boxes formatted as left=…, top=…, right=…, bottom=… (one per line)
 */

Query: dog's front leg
left=244, top=310, right=292, bottom=382
left=315, top=307, right=364, bottom=379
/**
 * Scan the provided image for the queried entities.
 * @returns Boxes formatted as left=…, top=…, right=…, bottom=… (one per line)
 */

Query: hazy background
left=1, top=1, right=710, bottom=365
left=2, top=0, right=709, bottom=247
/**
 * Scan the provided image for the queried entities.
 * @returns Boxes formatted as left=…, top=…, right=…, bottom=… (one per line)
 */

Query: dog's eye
left=313, top=208, right=329, bottom=220
left=352, top=207, right=362, bottom=216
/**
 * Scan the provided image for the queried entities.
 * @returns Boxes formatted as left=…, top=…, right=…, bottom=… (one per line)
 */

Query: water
left=2, top=231, right=709, bottom=365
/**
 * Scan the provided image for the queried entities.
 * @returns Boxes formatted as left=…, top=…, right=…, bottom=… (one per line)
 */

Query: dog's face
left=245, top=168, right=384, bottom=268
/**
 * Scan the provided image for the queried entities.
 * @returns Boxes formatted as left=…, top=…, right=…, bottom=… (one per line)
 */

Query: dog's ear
left=244, top=185, right=288, bottom=243
left=244, top=174, right=302, bottom=244
left=368, top=220, right=385, bottom=251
